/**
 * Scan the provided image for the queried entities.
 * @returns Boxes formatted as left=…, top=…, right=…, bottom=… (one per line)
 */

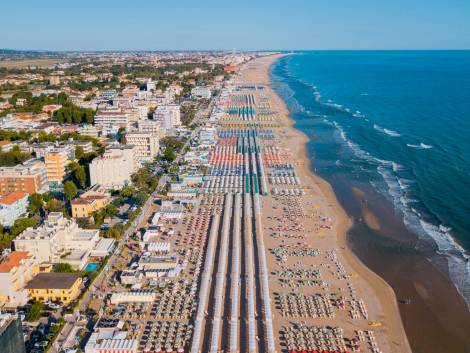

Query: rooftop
left=0, top=191, right=28, bottom=205
left=25, top=272, right=80, bottom=289
left=0, top=251, right=30, bottom=273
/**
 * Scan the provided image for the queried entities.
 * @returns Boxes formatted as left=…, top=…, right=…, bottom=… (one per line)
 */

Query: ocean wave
left=373, top=124, right=401, bottom=137
left=392, top=162, right=404, bottom=172
left=272, top=57, right=470, bottom=309
left=407, top=142, right=433, bottom=149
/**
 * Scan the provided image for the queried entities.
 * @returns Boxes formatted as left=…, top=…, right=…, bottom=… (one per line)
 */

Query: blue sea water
left=271, top=51, right=470, bottom=307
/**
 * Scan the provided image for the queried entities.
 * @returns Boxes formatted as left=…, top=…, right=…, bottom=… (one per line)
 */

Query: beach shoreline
left=238, top=53, right=412, bottom=353
left=265, top=52, right=470, bottom=353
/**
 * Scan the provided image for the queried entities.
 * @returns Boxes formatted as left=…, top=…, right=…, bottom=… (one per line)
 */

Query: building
left=124, top=132, right=159, bottom=163
left=71, top=195, right=108, bottom=218
left=13, top=212, right=104, bottom=267
left=191, top=86, right=212, bottom=99
left=0, top=159, right=49, bottom=196
left=79, top=125, right=102, bottom=138
left=0, top=192, right=29, bottom=227
left=110, top=291, right=156, bottom=305
left=99, top=89, right=118, bottom=100
left=26, top=272, right=82, bottom=304
left=48, top=75, right=60, bottom=85
left=61, top=139, right=93, bottom=154
left=85, top=330, right=138, bottom=353
left=71, top=185, right=110, bottom=218
left=224, top=65, right=239, bottom=72
left=94, top=108, right=129, bottom=135
left=0, top=251, right=39, bottom=307
left=137, top=119, right=162, bottom=136
left=146, top=81, right=156, bottom=91
left=0, top=313, right=26, bottom=353
left=89, top=145, right=136, bottom=189
left=153, top=104, right=181, bottom=131
left=44, top=149, right=69, bottom=183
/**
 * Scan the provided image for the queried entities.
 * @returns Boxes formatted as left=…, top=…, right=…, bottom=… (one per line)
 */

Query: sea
left=270, top=51, right=470, bottom=308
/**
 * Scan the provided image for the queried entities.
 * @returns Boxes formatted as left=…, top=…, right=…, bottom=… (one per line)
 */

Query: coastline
left=266, top=52, right=470, bottom=353
left=238, top=54, right=412, bottom=353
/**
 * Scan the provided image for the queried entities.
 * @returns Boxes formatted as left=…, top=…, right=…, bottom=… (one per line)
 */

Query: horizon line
left=2, top=48, right=470, bottom=53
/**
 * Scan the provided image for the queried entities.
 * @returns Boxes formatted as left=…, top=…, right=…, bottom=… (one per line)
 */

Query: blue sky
left=2, top=0, right=470, bottom=50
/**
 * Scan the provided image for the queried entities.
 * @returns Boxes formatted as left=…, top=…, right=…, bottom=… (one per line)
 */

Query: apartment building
left=0, top=192, right=29, bottom=227
left=13, top=212, right=102, bottom=266
left=137, top=119, right=162, bottom=136
left=94, top=108, right=130, bottom=135
left=0, top=251, right=39, bottom=307
left=44, top=149, right=69, bottom=183
left=89, top=145, right=136, bottom=189
left=125, top=132, right=159, bottom=164
left=191, top=86, right=212, bottom=99
left=0, top=159, right=49, bottom=196
left=153, top=104, right=181, bottom=131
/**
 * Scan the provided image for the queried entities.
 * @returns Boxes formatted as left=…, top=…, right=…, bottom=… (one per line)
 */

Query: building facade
left=94, top=108, right=129, bottom=135
left=44, top=149, right=69, bottom=183
left=153, top=104, right=181, bottom=131
left=0, top=159, right=49, bottom=196
left=0, top=251, right=39, bottom=307
left=125, top=132, right=159, bottom=163
left=89, top=145, right=136, bottom=189
left=13, top=212, right=101, bottom=265
left=0, top=192, right=29, bottom=227
left=26, top=272, right=82, bottom=304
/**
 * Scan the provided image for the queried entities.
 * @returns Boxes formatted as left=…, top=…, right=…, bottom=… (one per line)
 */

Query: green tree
left=120, top=185, right=135, bottom=198
left=11, top=218, right=38, bottom=237
left=27, top=193, right=43, bottom=214
left=54, top=263, right=75, bottom=273
left=26, top=301, right=44, bottom=321
left=74, top=165, right=87, bottom=189
left=75, top=146, right=84, bottom=160
left=64, top=181, right=78, bottom=201
left=85, top=108, right=94, bottom=124
left=45, top=198, right=65, bottom=213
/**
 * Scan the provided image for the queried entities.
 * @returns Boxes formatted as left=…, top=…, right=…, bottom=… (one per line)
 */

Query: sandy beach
left=237, top=54, right=412, bottom=353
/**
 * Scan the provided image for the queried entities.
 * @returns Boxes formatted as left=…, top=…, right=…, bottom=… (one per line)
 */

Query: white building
left=89, top=145, right=136, bottom=189
left=137, top=119, right=162, bottom=136
left=124, top=132, right=159, bottom=164
left=191, top=86, right=212, bottom=99
left=153, top=104, right=181, bottom=131
left=0, top=192, right=29, bottom=227
left=94, top=108, right=130, bottom=135
left=110, top=291, right=156, bottom=305
left=13, top=212, right=106, bottom=268
left=85, top=331, right=138, bottom=353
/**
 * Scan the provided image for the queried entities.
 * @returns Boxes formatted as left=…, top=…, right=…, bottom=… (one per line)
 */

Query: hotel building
left=0, top=159, right=49, bottom=196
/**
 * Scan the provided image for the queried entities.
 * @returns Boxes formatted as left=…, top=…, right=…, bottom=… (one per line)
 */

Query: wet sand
left=238, top=54, right=412, bottom=353
left=339, top=179, right=470, bottom=353
left=262, top=53, right=470, bottom=352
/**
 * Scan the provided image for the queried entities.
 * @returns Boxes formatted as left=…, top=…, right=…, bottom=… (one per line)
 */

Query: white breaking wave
left=392, top=162, right=404, bottom=172
left=407, top=142, right=433, bottom=149
left=373, top=124, right=401, bottom=137
left=332, top=119, right=470, bottom=309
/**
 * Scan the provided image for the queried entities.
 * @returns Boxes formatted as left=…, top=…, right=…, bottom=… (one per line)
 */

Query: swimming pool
left=84, top=262, right=100, bottom=272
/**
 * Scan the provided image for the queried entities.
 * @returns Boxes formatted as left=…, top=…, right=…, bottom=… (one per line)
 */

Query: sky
left=1, top=0, right=470, bottom=51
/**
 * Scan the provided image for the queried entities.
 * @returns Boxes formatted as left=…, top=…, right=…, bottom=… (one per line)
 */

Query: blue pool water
left=84, top=262, right=100, bottom=272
